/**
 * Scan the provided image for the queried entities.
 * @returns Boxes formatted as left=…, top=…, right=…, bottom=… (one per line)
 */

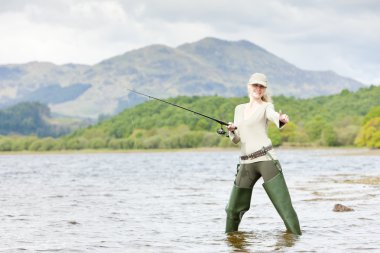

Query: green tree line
left=1, top=85, right=380, bottom=151
left=0, top=102, right=71, bottom=137
left=0, top=102, right=87, bottom=138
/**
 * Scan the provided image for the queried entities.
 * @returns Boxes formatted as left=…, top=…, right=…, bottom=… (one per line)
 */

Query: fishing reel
left=217, top=125, right=229, bottom=137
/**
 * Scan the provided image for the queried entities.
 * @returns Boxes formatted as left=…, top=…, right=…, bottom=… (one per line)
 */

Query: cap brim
left=248, top=81, right=267, bottom=87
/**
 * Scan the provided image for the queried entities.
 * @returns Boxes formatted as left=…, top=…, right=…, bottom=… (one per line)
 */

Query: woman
left=225, top=73, right=301, bottom=235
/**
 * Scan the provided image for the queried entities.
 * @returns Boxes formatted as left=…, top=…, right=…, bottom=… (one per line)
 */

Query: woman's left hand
left=279, top=110, right=289, bottom=123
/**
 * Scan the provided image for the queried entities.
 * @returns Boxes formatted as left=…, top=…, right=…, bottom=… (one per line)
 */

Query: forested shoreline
left=0, top=85, right=380, bottom=151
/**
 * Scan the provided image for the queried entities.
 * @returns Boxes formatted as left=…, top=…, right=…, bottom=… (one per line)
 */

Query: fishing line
left=127, top=89, right=236, bottom=137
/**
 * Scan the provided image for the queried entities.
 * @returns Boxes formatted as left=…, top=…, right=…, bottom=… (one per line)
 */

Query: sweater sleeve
left=229, top=105, right=241, bottom=144
left=265, top=103, right=286, bottom=129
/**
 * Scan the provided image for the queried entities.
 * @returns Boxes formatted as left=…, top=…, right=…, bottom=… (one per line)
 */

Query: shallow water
left=1, top=149, right=380, bottom=252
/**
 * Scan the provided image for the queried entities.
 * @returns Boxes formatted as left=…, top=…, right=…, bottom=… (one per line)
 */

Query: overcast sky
left=0, top=0, right=379, bottom=84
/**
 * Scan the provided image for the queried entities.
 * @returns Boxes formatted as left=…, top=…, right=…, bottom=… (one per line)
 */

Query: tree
left=321, top=125, right=338, bottom=146
left=363, top=106, right=380, bottom=125
left=355, top=117, right=380, bottom=148
left=280, top=121, right=297, bottom=142
left=268, top=125, right=282, bottom=147
left=0, top=138, right=12, bottom=151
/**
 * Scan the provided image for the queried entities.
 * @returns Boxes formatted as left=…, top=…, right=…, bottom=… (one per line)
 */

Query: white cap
left=247, top=73, right=268, bottom=87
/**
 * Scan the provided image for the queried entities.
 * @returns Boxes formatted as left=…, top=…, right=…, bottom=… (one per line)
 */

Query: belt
left=240, top=145, right=273, bottom=160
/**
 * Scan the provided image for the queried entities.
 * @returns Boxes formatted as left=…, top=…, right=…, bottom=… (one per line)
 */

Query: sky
left=0, top=0, right=379, bottom=84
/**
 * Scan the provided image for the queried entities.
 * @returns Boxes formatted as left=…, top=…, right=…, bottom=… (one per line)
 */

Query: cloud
left=0, top=0, right=379, bottom=84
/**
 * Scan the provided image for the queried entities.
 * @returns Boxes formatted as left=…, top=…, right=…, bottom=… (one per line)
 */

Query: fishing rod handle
left=227, top=122, right=238, bottom=131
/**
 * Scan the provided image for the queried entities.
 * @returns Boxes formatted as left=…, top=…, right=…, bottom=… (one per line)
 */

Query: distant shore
left=0, top=147, right=241, bottom=156
left=0, top=146, right=379, bottom=156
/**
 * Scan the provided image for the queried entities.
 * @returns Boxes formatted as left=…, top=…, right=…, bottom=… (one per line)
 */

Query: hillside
left=1, top=85, right=379, bottom=151
left=0, top=38, right=364, bottom=119
left=61, top=85, right=380, bottom=149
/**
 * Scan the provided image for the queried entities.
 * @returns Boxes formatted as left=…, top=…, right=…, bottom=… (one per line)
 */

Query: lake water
left=1, top=149, right=380, bottom=252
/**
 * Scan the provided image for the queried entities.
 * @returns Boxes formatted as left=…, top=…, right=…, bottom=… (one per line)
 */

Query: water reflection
left=274, top=231, right=299, bottom=249
left=226, top=232, right=252, bottom=253
left=226, top=230, right=299, bottom=252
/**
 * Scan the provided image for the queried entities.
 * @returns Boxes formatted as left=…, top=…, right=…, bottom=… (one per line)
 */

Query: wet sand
left=342, top=177, right=380, bottom=185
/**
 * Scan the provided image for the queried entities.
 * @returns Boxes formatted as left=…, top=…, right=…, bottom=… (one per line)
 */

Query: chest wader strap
left=263, top=146, right=282, bottom=172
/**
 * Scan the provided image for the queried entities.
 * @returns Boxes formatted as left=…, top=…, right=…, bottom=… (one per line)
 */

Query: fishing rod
left=127, top=89, right=236, bottom=137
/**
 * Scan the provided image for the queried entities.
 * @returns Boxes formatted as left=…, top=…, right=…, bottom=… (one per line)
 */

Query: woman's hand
left=227, top=122, right=237, bottom=132
left=279, top=110, right=289, bottom=124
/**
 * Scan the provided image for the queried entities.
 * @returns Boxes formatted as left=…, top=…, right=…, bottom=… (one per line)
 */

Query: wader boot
left=225, top=184, right=253, bottom=233
left=262, top=172, right=302, bottom=235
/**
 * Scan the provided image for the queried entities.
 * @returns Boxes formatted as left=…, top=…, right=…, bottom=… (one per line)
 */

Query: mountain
left=0, top=37, right=364, bottom=119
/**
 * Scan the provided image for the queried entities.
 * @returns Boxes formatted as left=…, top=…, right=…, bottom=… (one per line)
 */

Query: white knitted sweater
left=229, top=102, right=285, bottom=164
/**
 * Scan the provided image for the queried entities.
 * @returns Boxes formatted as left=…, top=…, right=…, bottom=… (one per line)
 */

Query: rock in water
left=333, top=204, right=354, bottom=212
left=68, top=220, right=80, bottom=225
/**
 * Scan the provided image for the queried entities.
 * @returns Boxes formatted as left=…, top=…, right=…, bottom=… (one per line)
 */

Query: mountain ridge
left=0, top=37, right=364, bottom=118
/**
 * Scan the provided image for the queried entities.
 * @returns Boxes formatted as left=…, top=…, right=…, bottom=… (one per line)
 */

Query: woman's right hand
left=227, top=122, right=237, bottom=132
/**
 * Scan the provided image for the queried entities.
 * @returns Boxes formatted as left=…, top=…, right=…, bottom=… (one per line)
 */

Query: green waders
left=225, top=160, right=301, bottom=235
left=225, top=184, right=253, bottom=233
left=263, top=172, right=302, bottom=235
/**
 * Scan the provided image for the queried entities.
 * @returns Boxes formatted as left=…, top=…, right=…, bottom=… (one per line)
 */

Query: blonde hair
left=262, top=93, right=272, bottom=102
